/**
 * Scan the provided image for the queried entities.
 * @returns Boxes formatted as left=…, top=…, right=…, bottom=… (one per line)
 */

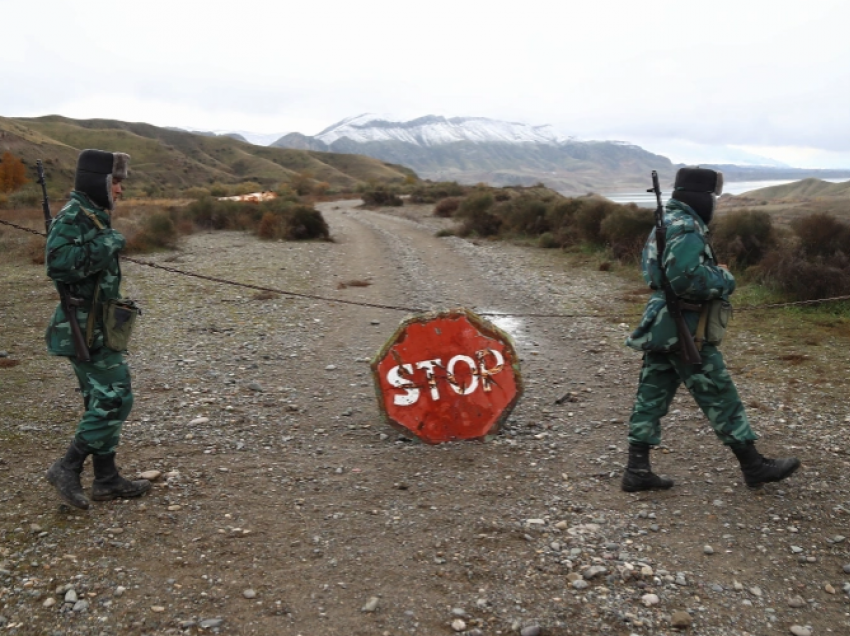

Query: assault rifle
left=37, top=160, right=91, bottom=362
left=648, top=170, right=702, bottom=365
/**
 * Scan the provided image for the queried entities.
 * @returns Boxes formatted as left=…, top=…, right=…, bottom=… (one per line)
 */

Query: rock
left=843, top=563, right=850, bottom=574
left=572, top=579, right=589, bottom=590
left=72, top=599, right=89, bottom=612
left=584, top=566, right=607, bottom=580
left=64, top=588, right=77, bottom=603
left=42, top=597, right=56, bottom=608
left=325, top=364, right=337, bottom=371
left=167, top=504, right=182, bottom=511
left=788, top=595, right=806, bottom=608
left=243, top=589, right=256, bottom=599
left=521, top=625, right=542, bottom=636
left=450, top=608, right=467, bottom=617
left=791, top=546, right=804, bottom=554
left=362, top=596, right=380, bottom=612
left=199, top=617, right=224, bottom=629
left=189, top=417, right=210, bottom=425
left=451, top=618, right=467, bottom=632
left=671, top=610, right=692, bottom=629
left=749, top=586, right=762, bottom=597
left=114, top=586, right=126, bottom=597
left=641, top=593, right=660, bottom=607
left=824, top=583, right=835, bottom=594
left=151, top=605, right=165, bottom=612
left=247, top=382, right=263, bottom=392
left=703, top=545, right=714, bottom=555
left=789, top=626, right=812, bottom=636
left=139, top=470, right=162, bottom=481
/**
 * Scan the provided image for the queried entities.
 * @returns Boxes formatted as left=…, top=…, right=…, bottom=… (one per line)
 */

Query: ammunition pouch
left=702, top=299, right=732, bottom=347
left=102, top=299, right=140, bottom=352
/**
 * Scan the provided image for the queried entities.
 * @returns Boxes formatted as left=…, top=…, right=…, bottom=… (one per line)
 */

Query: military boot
left=46, top=440, right=91, bottom=510
left=731, top=441, right=800, bottom=489
left=91, top=453, right=151, bottom=501
left=621, top=443, right=675, bottom=492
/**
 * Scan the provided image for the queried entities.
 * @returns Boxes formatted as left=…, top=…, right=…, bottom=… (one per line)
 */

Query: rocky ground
left=1, top=200, right=849, bottom=636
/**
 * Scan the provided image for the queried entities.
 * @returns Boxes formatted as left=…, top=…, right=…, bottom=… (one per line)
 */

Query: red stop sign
left=371, top=308, right=523, bottom=444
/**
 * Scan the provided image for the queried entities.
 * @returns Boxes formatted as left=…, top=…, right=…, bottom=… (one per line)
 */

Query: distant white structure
left=217, top=191, right=278, bottom=203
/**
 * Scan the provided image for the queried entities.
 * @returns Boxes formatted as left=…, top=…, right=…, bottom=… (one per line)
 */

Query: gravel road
left=1, top=200, right=849, bottom=636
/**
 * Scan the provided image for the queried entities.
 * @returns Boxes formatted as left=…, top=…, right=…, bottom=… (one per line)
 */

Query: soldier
left=622, top=167, right=800, bottom=492
left=45, top=149, right=151, bottom=510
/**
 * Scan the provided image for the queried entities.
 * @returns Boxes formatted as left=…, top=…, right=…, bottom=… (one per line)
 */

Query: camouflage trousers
left=68, top=348, right=134, bottom=455
left=627, top=344, right=758, bottom=447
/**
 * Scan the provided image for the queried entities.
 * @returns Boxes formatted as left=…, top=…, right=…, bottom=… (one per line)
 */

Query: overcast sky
left=4, top=0, right=849, bottom=168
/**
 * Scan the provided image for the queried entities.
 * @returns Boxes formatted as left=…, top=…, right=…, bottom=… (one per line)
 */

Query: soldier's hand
left=718, top=263, right=729, bottom=270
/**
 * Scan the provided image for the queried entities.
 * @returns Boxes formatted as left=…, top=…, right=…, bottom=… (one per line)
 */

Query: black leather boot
left=46, top=440, right=91, bottom=510
left=621, top=443, right=675, bottom=492
left=91, top=453, right=151, bottom=501
left=731, top=441, right=800, bottom=488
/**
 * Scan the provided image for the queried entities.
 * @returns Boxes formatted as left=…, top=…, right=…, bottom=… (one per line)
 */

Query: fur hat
left=671, top=166, right=724, bottom=224
left=74, top=149, right=131, bottom=210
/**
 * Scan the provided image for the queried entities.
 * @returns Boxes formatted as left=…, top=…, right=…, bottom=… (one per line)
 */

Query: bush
left=538, top=232, right=559, bottom=248
left=498, top=197, right=550, bottom=235
left=755, top=249, right=850, bottom=301
left=125, top=211, right=178, bottom=253
left=409, top=181, right=466, bottom=203
left=362, top=187, right=403, bottom=207
left=712, top=209, right=776, bottom=269
left=574, top=199, right=617, bottom=245
left=456, top=192, right=500, bottom=237
left=791, top=212, right=850, bottom=259
left=184, top=187, right=211, bottom=200
left=600, top=205, right=654, bottom=261
left=433, top=197, right=461, bottom=218
left=8, top=188, right=40, bottom=209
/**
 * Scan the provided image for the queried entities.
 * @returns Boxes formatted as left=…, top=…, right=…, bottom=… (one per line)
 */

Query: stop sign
left=371, top=308, right=523, bottom=444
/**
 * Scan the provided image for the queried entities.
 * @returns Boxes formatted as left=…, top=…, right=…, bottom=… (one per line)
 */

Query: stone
left=521, top=625, right=542, bottom=636
left=572, top=579, right=589, bottom=590
left=451, top=618, right=467, bottom=632
left=72, top=599, right=89, bottom=612
left=824, top=583, right=835, bottom=594
left=789, top=626, right=812, bottom=636
left=671, top=611, right=692, bottom=629
left=151, top=605, right=165, bottom=612
left=641, top=593, right=660, bottom=607
left=788, top=596, right=806, bottom=608
left=843, top=563, right=850, bottom=574
left=243, top=589, right=256, bottom=599
left=189, top=417, right=210, bottom=426
left=362, top=596, right=380, bottom=612
left=43, top=597, right=56, bottom=608
left=139, top=470, right=162, bottom=481
left=703, top=545, right=714, bottom=555
left=114, top=586, right=126, bottom=597
left=199, top=618, right=224, bottom=629
left=749, top=586, right=762, bottom=597
left=247, top=382, right=263, bottom=392
left=64, top=589, right=77, bottom=603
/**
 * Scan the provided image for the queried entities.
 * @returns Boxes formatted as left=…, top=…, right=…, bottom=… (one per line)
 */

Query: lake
left=603, top=178, right=850, bottom=207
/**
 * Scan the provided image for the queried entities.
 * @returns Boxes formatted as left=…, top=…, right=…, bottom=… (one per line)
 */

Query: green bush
left=600, top=205, right=654, bottom=261
left=712, top=209, right=776, bottom=269
left=456, top=192, right=500, bottom=237
left=184, top=186, right=211, bottom=200
left=498, top=197, right=549, bottom=235
left=409, top=181, right=466, bottom=203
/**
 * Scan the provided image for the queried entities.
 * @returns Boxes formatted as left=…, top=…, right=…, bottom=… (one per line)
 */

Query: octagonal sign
left=371, top=308, right=523, bottom=444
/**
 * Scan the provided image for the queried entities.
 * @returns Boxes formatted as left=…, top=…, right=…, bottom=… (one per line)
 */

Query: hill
left=739, top=177, right=850, bottom=200
left=272, top=114, right=676, bottom=194
left=0, top=115, right=415, bottom=197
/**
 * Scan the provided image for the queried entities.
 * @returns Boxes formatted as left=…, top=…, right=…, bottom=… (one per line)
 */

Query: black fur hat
left=74, top=149, right=130, bottom=210
left=671, top=166, right=724, bottom=224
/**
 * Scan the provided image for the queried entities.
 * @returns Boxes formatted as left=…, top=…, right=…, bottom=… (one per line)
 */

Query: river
left=602, top=178, right=850, bottom=207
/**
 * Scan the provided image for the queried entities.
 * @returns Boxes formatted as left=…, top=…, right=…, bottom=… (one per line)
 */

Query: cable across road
left=3, top=217, right=850, bottom=317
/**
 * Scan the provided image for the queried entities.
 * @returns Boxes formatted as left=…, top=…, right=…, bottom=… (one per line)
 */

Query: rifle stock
left=37, top=160, right=91, bottom=363
left=648, top=170, right=702, bottom=365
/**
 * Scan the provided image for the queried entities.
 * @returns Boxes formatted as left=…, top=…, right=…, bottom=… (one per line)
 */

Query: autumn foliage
left=0, top=152, right=29, bottom=193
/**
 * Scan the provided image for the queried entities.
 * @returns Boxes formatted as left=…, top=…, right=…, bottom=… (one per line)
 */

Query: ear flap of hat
left=112, top=153, right=130, bottom=180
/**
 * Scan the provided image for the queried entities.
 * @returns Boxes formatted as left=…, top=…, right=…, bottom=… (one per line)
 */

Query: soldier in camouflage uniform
left=622, top=167, right=800, bottom=492
left=45, top=149, right=151, bottom=510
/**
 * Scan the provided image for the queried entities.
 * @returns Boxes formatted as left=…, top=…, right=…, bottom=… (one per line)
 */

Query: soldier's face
left=112, top=178, right=123, bottom=202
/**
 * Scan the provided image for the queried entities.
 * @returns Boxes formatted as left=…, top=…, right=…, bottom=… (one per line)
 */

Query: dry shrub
left=409, top=181, right=466, bottom=203
left=361, top=187, right=403, bottom=207
left=433, top=197, right=461, bottom=218
left=575, top=199, right=618, bottom=245
left=791, top=212, right=850, bottom=258
left=755, top=249, right=850, bottom=301
left=0, top=359, right=21, bottom=368
left=257, top=212, right=279, bottom=239
left=600, top=205, right=654, bottom=262
left=27, top=236, right=46, bottom=264
left=337, top=279, right=371, bottom=289
left=251, top=290, right=280, bottom=301
left=712, top=209, right=776, bottom=269
left=498, top=197, right=549, bottom=235
left=456, top=193, right=501, bottom=237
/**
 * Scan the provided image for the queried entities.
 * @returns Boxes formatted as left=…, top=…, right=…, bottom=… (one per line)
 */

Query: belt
left=679, top=302, right=705, bottom=312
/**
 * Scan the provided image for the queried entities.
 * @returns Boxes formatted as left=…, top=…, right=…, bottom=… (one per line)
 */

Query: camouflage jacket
left=626, top=199, right=736, bottom=352
left=44, top=192, right=126, bottom=356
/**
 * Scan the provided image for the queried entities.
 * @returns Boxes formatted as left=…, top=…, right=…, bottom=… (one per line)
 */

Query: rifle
left=37, top=160, right=91, bottom=362
left=648, top=170, right=702, bottom=365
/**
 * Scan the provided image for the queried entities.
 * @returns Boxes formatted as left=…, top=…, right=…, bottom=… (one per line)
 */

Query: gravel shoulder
left=1, top=200, right=849, bottom=636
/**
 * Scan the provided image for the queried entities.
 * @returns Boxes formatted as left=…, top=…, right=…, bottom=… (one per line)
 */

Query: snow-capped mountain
left=313, top=114, right=574, bottom=147
left=272, top=114, right=673, bottom=193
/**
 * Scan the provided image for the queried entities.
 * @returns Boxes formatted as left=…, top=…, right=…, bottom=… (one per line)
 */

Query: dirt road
left=1, top=201, right=848, bottom=636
